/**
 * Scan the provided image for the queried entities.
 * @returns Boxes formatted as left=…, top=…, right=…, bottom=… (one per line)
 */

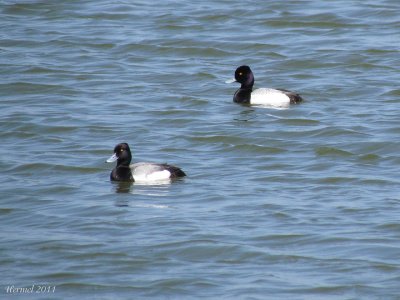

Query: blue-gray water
left=1, top=0, right=400, bottom=299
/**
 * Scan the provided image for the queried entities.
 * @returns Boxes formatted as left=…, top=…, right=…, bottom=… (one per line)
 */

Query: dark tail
left=289, top=93, right=303, bottom=104
left=277, top=88, right=304, bottom=104
left=163, top=164, right=186, bottom=178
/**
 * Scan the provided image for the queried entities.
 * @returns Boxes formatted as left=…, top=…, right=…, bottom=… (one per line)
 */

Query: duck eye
left=120, top=149, right=124, bottom=152
left=239, top=72, right=242, bottom=76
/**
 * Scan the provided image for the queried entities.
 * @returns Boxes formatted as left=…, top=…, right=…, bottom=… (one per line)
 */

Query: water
left=1, top=0, right=399, bottom=299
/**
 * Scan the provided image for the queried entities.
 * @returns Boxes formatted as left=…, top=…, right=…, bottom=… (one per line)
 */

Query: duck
left=106, top=143, right=186, bottom=182
left=229, top=65, right=303, bottom=107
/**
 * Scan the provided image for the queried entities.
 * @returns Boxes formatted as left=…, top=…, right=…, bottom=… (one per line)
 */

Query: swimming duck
left=106, top=143, right=186, bottom=182
left=229, top=65, right=303, bottom=107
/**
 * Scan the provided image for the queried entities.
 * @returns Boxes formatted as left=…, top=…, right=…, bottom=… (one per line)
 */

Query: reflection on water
left=114, top=198, right=130, bottom=207
left=112, top=178, right=179, bottom=194
left=233, top=108, right=256, bottom=122
left=2, top=0, right=399, bottom=299
left=113, top=181, right=133, bottom=194
left=111, top=179, right=179, bottom=198
left=112, top=181, right=174, bottom=206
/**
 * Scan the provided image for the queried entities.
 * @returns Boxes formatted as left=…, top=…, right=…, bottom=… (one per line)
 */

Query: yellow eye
left=239, top=72, right=242, bottom=76
left=120, top=149, right=124, bottom=152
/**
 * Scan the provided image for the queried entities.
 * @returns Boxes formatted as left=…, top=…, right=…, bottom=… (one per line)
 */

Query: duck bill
left=225, top=78, right=237, bottom=84
left=106, top=153, right=118, bottom=163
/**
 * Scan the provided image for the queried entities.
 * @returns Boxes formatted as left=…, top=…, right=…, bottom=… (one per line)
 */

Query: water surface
left=1, top=0, right=399, bottom=299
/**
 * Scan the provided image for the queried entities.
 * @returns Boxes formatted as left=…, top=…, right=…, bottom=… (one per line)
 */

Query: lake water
left=1, top=0, right=399, bottom=299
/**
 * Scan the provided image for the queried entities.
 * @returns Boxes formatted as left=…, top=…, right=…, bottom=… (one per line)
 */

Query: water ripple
left=1, top=1, right=400, bottom=299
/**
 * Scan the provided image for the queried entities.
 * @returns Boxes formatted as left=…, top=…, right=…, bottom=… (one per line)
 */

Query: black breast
left=233, top=88, right=252, bottom=104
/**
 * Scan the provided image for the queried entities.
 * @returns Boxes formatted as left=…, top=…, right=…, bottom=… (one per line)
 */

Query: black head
left=110, top=143, right=132, bottom=166
left=232, top=65, right=254, bottom=104
left=107, top=143, right=133, bottom=181
left=234, top=65, right=254, bottom=88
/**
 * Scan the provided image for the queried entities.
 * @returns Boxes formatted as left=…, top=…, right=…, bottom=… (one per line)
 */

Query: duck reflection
left=113, top=181, right=133, bottom=194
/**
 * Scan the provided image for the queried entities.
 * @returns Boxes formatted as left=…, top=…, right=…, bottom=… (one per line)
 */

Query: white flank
left=131, top=163, right=172, bottom=182
left=250, top=88, right=291, bottom=108
left=142, top=170, right=171, bottom=181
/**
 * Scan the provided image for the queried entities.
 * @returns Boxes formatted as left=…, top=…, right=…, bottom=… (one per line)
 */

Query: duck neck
left=234, top=88, right=252, bottom=104
left=111, top=155, right=133, bottom=181
left=234, top=74, right=254, bottom=104
left=117, top=165, right=133, bottom=181
left=111, top=165, right=133, bottom=181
